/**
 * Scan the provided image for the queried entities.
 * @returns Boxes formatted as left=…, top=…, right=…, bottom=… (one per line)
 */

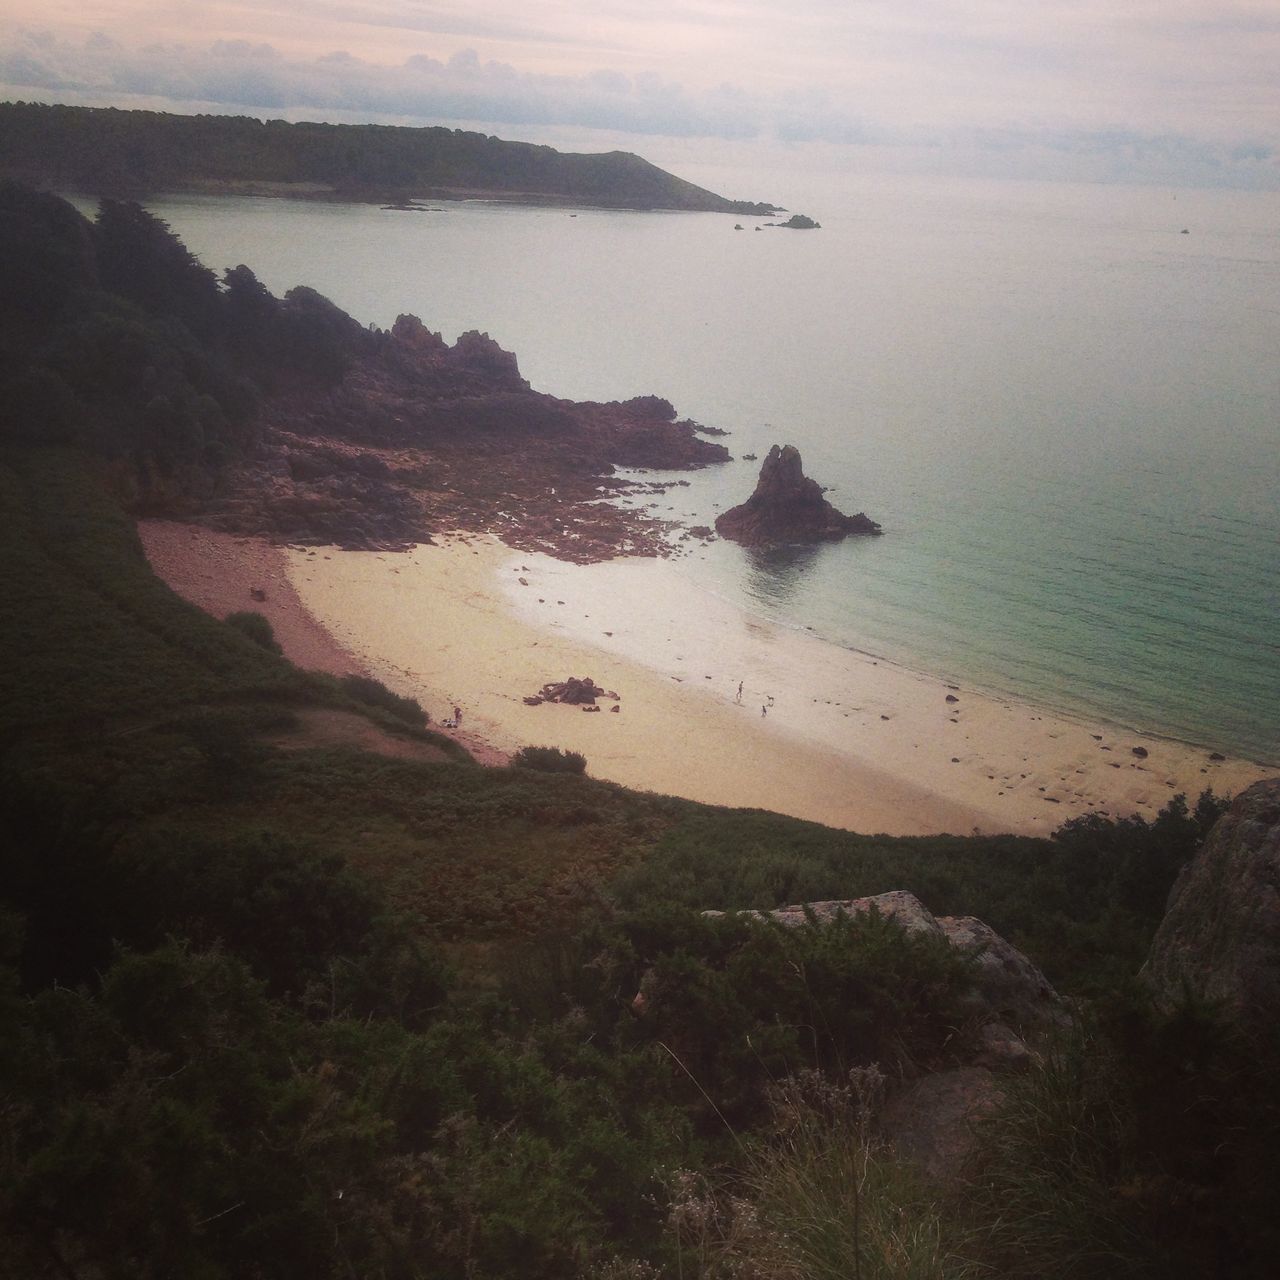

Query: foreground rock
left=1142, top=777, right=1280, bottom=1039
left=705, top=891, right=1066, bottom=1039
left=702, top=891, right=1067, bottom=1181
left=880, top=1066, right=1003, bottom=1182
left=714, top=444, right=881, bottom=546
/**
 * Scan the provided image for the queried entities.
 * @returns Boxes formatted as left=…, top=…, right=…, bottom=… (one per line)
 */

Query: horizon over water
left=125, top=168, right=1279, bottom=764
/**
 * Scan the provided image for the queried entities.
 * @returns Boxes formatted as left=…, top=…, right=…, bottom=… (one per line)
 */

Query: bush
left=225, top=610, right=281, bottom=654
left=511, top=745, right=587, bottom=775
left=338, top=673, right=427, bottom=726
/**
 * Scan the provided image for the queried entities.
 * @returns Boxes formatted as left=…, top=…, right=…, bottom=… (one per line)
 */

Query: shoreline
left=280, top=535, right=1271, bottom=837
left=139, top=518, right=1271, bottom=838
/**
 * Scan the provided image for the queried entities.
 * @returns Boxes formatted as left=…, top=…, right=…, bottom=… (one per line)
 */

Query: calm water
left=129, top=175, right=1280, bottom=762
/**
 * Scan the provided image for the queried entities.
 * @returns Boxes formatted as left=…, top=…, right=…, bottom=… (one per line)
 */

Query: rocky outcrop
left=700, top=891, right=1068, bottom=1182
left=207, top=315, right=732, bottom=559
left=1141, top=778, right=1280, bottom=1038
left=938, top=914, right=1065, bottom=1032
left=704, top=891, right=1066, bottom=1038
left=526, top=677, right=619, bottom=706
left=714, top=445, right=881, bottom=547
left=768, top=213, right=821, bottom=229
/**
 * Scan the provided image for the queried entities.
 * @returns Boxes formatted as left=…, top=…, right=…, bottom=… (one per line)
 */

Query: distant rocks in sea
left=764, top=213, right=821, bottom=229
left=714, top=444, right=881, bottom=547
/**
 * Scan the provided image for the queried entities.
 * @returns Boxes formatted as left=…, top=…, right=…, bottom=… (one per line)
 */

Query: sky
left=1, top=1, right=1277, bottom=189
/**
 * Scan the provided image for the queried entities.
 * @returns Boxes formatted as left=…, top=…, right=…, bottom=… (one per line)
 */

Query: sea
left=118, top=171, right=1280, bottom=764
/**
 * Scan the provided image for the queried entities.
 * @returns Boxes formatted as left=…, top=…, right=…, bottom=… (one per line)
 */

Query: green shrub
left=338, top=672, right=427, bottom=726
left=511, top=745, right=587, bottom=774
left=225, top=610, right=281, bottom=654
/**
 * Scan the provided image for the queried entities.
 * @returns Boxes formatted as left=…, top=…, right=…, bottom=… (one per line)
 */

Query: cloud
left=0, top=17, right=1276, bottom=188
left=0, top=28, right=763, bottom=138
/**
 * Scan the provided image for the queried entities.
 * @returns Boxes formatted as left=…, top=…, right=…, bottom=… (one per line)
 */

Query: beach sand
left=136, top=520, right=506, bottom=764
left=275, top=535, right=1271, bottom=837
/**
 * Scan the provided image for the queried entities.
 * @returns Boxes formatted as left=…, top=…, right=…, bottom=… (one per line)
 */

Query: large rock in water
left=714, top=444, right=881, bottom=546
left=1141, top=778, right=1280, bottom=1036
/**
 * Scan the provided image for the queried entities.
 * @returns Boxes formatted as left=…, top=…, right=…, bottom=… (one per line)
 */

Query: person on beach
left=761, top=704, right=767, bottom=718
left=736, top=681, right=743, bottom=704
left=453, top=705, right=462, bottom=725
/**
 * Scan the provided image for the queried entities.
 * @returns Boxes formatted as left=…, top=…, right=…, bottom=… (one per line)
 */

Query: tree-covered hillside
left=0, top=101, right=778, bottom=213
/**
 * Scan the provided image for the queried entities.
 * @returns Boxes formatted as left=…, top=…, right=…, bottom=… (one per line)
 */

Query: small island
left=714, top=444, right=881, bottom=545
left=765, top=213, right=821, bottom=229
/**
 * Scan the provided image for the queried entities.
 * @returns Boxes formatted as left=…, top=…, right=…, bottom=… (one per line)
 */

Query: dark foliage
left=224, top=610, right=282, bottom=654
left=0, top=101, right=776, bottom=213
left=338, top=673, right=428, bottom=726
left=612, top=792, right=1226, bottom=995
left=968, top=991, right=1280, bottom=1280
left=512, top=745, right=589, bottom=775
left=0, top=184, right=388, bottom=499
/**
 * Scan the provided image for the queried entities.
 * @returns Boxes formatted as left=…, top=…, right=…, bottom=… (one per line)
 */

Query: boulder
left=1141, top=778, right=1280, bottom=1037
left=535, top=676, right=618, bottom=706
left=880, top=1067, right=1002, bottom=1182
left=937, top=915, right=1067, bottom=1030
left=714, top=444, right=881, bottom=547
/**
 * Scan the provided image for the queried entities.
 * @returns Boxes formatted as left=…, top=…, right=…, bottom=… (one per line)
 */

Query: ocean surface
left=123, top=173, right=1280, bottom=763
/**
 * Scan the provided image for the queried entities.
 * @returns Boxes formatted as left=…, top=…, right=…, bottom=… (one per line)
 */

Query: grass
left=664, top=1070, right=978, bottom=1280
left=957, top=1022, right=1157, bottom=1280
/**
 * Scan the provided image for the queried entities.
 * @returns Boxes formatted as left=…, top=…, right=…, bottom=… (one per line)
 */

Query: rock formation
left=207, top=315, right=732, bottom=559
left=700, top=891, right=1069, bottom=1180
left=525, top=677, right=619, bottom=706
left=704, top=891, right=1066, bottom=1038
left=1141, top=777, right=1280, bottom=1038
left=714, top=445, right=881, bottom=546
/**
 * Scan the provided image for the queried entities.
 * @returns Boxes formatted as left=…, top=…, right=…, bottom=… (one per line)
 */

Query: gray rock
left=704, top=889, right=941, bottom=935
left=1141, top=777, right=1280, bottom=1037
left=704, top=891, right=1066, bottom=1044
left=937, top=914, right=1068, bottom=1030
left=972, top=1020, right=1035, bottom=1072
left=880, top=1066, right=1002, bottom=1181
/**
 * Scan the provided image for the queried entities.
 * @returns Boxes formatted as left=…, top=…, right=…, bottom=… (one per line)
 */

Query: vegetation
left=337, top=673, right=429, bottom=727
left=0, top=101, right=777, bottom=213
left=0, top=181, right=1274, bottom=1277
left=225, top=610, right=282, bottom=654
left=512, top=745, right=589, bottom=774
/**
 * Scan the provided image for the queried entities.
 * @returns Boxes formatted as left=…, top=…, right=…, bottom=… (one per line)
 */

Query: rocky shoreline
left=197, top=315, right=730, bottom=563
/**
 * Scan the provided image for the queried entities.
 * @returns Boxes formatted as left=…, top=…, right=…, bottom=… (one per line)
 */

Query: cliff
left=1142, top=777, right=1280, bottom=1038
left=714, top=444, right=881, bottom=546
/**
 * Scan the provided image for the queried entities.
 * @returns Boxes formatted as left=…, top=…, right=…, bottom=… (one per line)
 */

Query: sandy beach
left=265, top=533, right=1270, bottom=838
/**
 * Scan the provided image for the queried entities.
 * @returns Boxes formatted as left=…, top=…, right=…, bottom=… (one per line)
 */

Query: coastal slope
left=0, top=101, right=779, bottom=213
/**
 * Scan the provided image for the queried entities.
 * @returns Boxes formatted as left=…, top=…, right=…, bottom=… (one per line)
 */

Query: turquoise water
left=129, top=175, right=1280, bottom=762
